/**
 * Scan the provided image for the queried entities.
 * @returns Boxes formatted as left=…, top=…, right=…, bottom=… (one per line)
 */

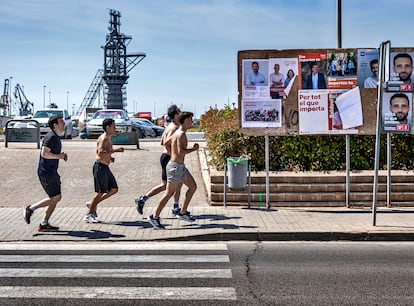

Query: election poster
left=382, top=92, right=412, bottom=133
left=242, top=59, right=270, bottom=99
left=241, top=99, right=282, bottom=128
left=298, top=90, right=329, bottom=134
left=298, top=53, right=328, bottom=90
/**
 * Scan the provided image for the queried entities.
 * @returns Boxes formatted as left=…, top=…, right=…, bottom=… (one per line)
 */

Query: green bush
left=201, top=107, right=414, bottom=171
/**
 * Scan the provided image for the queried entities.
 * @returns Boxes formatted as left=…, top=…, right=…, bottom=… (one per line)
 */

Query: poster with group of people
left=241, top=48, right=414, bottom=134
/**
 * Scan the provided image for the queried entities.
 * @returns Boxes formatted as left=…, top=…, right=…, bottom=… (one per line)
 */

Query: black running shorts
left=93, top=161, right=118, bottom=193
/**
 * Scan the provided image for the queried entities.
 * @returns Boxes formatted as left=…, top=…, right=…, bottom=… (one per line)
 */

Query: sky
left=2, top=0, right=414, bottom=119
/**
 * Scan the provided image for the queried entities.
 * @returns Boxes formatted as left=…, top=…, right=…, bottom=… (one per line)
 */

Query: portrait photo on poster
left=242, top=99, right=282, bottom=128
left=242, top=59, right=269, bottom=99
left=382, top=92, right=413, bottom=133
left=358, top=48, right=379, bottom=89
left=268, top=58, right=298, bottom=99
left=389, top=52, right=414, bottom=89
left=298, top=53, right=328, bottom=90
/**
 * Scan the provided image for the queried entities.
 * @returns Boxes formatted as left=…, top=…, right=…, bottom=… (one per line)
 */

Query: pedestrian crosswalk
left=0, top=242, right=237, bottom=302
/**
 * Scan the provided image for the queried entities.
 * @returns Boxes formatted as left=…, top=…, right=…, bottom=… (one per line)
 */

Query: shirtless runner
left=147, top=111, right=199, bottom=229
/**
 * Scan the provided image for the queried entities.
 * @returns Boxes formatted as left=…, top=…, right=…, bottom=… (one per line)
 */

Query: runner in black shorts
left=23, top=115, right=68, bottom=232
left=83, top=118, right=124, bottom=223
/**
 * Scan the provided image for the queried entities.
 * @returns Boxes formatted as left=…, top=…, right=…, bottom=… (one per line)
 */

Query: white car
left=32, top=109, right=73, bottom=139
left=86, top=109, right=133, bottom=138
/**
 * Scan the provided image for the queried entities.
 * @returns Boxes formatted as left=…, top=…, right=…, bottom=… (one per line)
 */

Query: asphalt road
left=0, top=241, right=412, bottom=305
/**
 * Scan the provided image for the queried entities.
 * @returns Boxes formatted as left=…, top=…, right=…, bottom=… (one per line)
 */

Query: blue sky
left=2, top=0, right=414, bottom=118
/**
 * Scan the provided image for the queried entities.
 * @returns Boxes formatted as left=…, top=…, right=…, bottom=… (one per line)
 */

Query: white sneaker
left=83, top=214, right=100, bottom=224
left=86, top=201, right=97, bottom=218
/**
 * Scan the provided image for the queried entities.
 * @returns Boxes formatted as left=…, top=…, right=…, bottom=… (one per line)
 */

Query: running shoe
left=37, top=223, right=59, bottom=232
left=86, top=201, right=97, bottom=218
left=135, top=196, right=146, bottom=215
left=176, top=212, right=196, bottom=222
left=171, top=206, right=181, bottom=216
left=83, top=214, right=100, bottom=224
left=23, top=205, right=33, bottom=224
left=147, top=215, right=165, bottom=230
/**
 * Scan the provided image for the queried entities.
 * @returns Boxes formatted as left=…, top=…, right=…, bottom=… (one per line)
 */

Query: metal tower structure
left=102, top=9, right=146, bottom=109
left=0, top=79, right=10, bottom=116
left=76, top=9, right=146, bottom=116
left=75, top=69, right=104, bottom=116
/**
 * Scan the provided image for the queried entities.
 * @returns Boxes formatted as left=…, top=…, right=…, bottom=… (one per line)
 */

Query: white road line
left=0, top=254, right=230, bottom=262
left=0, top=268, right=233, bottom=278
left=0, top=286, right=237, bottom=300
left=0, top=242, right=228, bottom=251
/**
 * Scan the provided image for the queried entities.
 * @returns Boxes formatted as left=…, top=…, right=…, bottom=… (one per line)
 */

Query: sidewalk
left=0, top=138, right=413, bottom=241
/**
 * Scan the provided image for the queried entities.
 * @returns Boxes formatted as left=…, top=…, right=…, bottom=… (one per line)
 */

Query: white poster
left=298, top=90, right=329, bottom=134
left=242, top=99, right=282, bottom=128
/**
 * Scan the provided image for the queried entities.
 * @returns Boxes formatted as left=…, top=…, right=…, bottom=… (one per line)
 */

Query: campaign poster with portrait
left=242, top=59, right=270, bottom=99
left=298, top=89, right=329, bottom=134
left=268, top=58, right=298, bottom=98
left=382, top=92, right=412, bottom=133
left=357, top=49, right=379, bottom=89
left=389, top=52, right=414, bottom=92
left=298, top=53, right=328, bottom=90
left=241, top=99, right=282, bottom=128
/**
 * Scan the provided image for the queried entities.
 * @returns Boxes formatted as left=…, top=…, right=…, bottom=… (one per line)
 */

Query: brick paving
left=0, top=137, right=413, bottom=241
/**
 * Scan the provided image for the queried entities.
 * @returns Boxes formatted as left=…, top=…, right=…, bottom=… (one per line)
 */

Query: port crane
left=14, top=83, right=34, bottom=116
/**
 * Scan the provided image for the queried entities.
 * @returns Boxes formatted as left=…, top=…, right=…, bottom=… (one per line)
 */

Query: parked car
left=32, top=108, right=73, bottom=139
left=131, top=118, right=156, bottom=138
left=86, top=109, right=133, bottom=139
left=72, top=127, right=79, bottom=138
left=136, top=118, right=165, bottom=136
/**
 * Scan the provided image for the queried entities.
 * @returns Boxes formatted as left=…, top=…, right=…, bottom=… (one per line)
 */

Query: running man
left=147, top=111, right=199, bottom=229
left=23, top=115, right=68, bottom=232
left=135, top=104, right=183, bottom=216
left=84, top=118, right=124, bottom=223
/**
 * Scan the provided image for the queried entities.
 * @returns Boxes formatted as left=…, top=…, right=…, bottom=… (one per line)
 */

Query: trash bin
left=227, top=157, right=248, bottom=188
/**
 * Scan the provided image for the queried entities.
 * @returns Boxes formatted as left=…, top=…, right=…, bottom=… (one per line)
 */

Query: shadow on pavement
left=33, top=230, right=126, bottom=239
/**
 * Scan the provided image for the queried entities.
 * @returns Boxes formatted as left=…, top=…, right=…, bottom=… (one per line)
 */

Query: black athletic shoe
left=135, top=196, right=145, bottom=215
left=37, top=223, right=59, bottom=232
left=23, top=205, right=33, bottom=224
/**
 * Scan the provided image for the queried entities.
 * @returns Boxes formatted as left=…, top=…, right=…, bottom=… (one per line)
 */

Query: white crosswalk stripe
left=0, top=242, right=237, bottom=302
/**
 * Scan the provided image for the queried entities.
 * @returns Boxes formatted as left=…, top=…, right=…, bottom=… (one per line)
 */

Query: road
left=0, top=241, right=412, bottom=305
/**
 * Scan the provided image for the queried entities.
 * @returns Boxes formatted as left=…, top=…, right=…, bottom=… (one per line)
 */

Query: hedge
left=200, top=106, right=414, bottom=171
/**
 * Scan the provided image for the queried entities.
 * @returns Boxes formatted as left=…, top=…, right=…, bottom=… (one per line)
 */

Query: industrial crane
left=14, top=83, right=34, bottom=117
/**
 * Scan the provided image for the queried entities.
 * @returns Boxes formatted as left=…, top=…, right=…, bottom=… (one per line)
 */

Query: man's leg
left=180, top=172, right=197, bottom=214
left=154, top=182, right=179, bottom=218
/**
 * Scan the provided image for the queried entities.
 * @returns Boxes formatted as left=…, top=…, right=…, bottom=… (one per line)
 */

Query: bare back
left=160, top=122, right=179, bottom=155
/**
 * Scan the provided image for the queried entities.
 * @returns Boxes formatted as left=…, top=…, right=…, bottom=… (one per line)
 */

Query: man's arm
left=41, top=146, right=67, bottom=161
left=178, top=133, right=199, bottom=155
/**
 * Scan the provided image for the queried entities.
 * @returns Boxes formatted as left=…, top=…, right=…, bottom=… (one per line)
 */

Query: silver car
left=86, top=109, right=133, bottom=138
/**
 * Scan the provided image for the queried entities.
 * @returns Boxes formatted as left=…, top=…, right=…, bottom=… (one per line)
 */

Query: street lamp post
left=43, top=86, right=46, bottom=108
left=66, top=91, right=69, bottom=111
left=48, top=91, right=51, bottom=107
left=72, top=104, right=75, bottom=116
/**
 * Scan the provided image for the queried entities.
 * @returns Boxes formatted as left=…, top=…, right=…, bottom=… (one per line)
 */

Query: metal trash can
left=227, top=157, right=248, bottom=188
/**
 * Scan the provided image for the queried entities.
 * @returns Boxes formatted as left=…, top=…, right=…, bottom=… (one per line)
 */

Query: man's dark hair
left=178, top=111, right=194, bottom=125
left=370, top=59, right=378, bottom=67
left=102, top=118, right=115, bottom=131
left=390, top=93, right=410, bottom=106
left=393, top=53, right=413, bottom=66
left=48, top=115, right=63, bottom=129
left=167, top=104, right=180, bottom=118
